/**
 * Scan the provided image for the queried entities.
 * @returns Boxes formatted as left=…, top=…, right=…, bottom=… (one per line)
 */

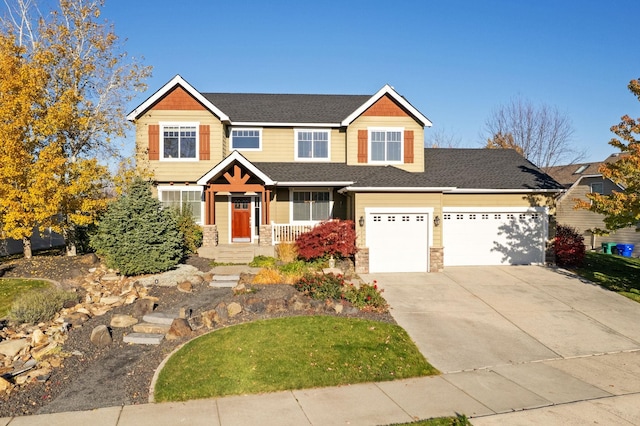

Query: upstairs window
left=162, top=124, right=197, bottom=160
left=231, top=129, right=261, bottom=150
left=369, top=128, right=403, bottom=163
left=590, top=182, right=604, bottom=194
left=292, top=190, right=331, bottom=222
left=296, top=130, right=330, bottom=160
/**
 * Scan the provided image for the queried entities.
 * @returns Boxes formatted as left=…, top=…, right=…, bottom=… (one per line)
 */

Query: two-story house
left=127, top=75, right=563, bottom=273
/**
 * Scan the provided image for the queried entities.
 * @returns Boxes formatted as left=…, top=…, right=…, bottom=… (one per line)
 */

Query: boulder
left=110, top=314, right=138, bottom=328
left=132, top=298, right=155, bottom=318
left=63, top=312, right=90, bottom=327
left=100, top=295, right=123, bottom=305
left=177, top=281, right=193, bottom=293
left=90, top=325, right=112, bottom=347
left=215, top=302, right=228, bottom=322
left=189, top=275, right=204, bottom=285
left=165, top=318, right=192, bottom=340
left=201, top=310, right=219, bottom=329
left=0, top=377, right=13, bottom=393
left=0, top=338, right=29, bottom=358
left=227, top=302, right=243, bottom=318
left=31, top=329, right=48, bottom=346
left=245, top=297, right=266, bottom=314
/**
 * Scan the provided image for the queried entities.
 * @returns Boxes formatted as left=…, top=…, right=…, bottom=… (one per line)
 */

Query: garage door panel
left=367, top=212, right=429, bottom=273
left=444, top=211, right=546, bottom=266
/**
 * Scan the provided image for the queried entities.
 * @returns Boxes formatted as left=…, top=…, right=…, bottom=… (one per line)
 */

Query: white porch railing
left=271, top=223, right=313, bottom=245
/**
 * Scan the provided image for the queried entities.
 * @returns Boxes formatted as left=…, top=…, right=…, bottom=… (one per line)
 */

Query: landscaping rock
left=122, top=333, right=163, bottom=345
left=266, top=299, right=287, bottom=313
left=132, top=298, right=155, bottom=318
left=0, top=377, right=13, bottom=393
left=189, top=275, right=204, bottom=285
left=215, top=302, right=228, bottom=322
left=110, top=315, right=138, bottom=328
left=132, top=323, right=170, bottom=334
left=30, top=329, right=48, bottom=346
left=143, top=312, right=176, bottom=325
left=90, top=325, right=112, bottom=347
left=63, top=312, right=90, bottom=327
left=245, top=297, right=266, bottom=314
left=227, top=302, right=242, bottom=318
left=0, top=339, right=29, bottom=358
left=201, top=310, right=219, bottom=329
left=177, top=281, right=193, bottom=293
left=166, top=318, right=192, bottom=340
left=334, top=303, right=344, bottom=314
left=100, top=296, right=123, bottom=305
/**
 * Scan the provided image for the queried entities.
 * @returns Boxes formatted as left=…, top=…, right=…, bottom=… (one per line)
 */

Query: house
left=545, top=154, right=640, bottom=256
left=127, top=75, right=563, bottom=273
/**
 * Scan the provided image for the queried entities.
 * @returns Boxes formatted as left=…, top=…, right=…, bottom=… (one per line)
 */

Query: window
left=295, top=130, right=330, bottom=160
left=292, top=190, right=330, bottom=222
left=161, top=124, right=197, bottom=159
left=369, top=128, right=403, bottom=163
left=231, top=129, right=261, bottom=150
left=590, top=182, right=604, bottom=194
left=159, top=188, right=202, bottom=224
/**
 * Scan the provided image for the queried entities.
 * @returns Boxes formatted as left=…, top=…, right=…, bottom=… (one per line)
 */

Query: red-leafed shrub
left=296, top=219, right=357, bottom=261
left=553, top=224, right=586, bottom=267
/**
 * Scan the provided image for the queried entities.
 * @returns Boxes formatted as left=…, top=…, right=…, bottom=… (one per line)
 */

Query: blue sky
left=101, top=0, right=639, bottom=164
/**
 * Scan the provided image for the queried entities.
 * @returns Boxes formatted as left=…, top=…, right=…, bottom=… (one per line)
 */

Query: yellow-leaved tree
left=576, top=78, right=640, bottom=232
left=2, top=0, right=152, bottom=256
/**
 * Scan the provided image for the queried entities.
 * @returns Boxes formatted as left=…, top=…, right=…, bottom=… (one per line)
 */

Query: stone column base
left=355, top=248, right=369, bottom=274
left=259, top=224, right=273, bottom=246
left=430, top=246, right=444, bottom=272
left=202, top=225, right=218, bottom=248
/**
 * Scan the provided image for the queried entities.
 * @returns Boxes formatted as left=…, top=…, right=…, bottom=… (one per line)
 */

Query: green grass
left=0, top=278, right=51, bottom=318
left=154, top=316, right=437, bottom=402
left=573, top=252, right=640, bottom=302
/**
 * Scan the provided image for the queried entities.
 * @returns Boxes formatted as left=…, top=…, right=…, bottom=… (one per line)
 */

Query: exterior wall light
left=359, top=216, right=365, bottom=227
left=434, top=215, right=440, bottom=226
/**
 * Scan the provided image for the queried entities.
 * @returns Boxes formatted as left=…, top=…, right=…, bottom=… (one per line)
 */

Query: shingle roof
left=254, top=148, right=562, bottom=191
left=543, top=154, right=622, bottom=187
left=201, top=93, right=371, bottom=123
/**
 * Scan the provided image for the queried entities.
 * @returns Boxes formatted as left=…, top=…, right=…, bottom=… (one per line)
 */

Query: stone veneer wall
left=202, top=225, right=218, bottom=248
left=259, top=225, right=272, bottom=246
left=355, top=248, right=369, bottom=274
left=430, top=247, right=444, bottom=272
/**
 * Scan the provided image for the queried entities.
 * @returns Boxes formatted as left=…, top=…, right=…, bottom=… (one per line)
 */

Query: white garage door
left=366, top=209, right=430, bottom=273
left=443, top=209, right=547, bottom=266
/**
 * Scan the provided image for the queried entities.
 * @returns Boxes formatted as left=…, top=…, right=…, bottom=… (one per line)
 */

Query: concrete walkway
left=3, top=265, right=640, bottom=425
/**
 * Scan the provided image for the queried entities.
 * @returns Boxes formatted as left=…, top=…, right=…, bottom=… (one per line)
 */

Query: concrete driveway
left=360, top=266, right=640, bottom=423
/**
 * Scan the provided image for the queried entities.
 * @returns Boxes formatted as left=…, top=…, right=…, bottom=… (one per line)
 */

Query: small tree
left=90, top=178, right=183, bottom=276
left=296, top=220, right=357, bottom=261
left=553, top=224, right=585, bottom=268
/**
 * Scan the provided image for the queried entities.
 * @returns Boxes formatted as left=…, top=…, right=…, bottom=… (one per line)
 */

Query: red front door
left=232, top=197, right=251, bottom=242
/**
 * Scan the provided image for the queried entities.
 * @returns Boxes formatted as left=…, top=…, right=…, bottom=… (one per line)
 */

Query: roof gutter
left=444, top=188, right=565, bottom=194
left=339, top=186, right=456, bottom=193
left=275, top=181, right=355, bottom=187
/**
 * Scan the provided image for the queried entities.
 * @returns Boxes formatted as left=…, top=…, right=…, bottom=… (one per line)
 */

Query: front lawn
left=0, top=278, right=51, bottom=318
left=573, top=252, right=640, bottom=302
left=154, top=316, right=437, bottom=402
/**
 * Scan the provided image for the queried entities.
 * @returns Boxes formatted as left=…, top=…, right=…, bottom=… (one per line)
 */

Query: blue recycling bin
left=616, top=244, right=635, bottom=257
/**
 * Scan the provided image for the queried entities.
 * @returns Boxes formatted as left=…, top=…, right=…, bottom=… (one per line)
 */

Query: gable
left=152, top=87, right=207, bottom=111
left=362, top=95, right=410, bottom=118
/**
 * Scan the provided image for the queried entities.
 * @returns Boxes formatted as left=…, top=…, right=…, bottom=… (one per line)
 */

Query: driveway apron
left=361, top=266, right=640, bottom=373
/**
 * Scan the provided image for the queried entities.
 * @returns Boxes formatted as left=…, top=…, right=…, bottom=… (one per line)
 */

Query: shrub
left=296, top=220, right=357, bottom=261
left=252, top=268, right=284, bottom=284
left=249, top=255, right=277, bottom=268
left=90, top=178, right=184, bottom=276
left=276, top=242, right=298, bottom=263
left=554, top=224, right=586, bottom=268
left=344, top=281, right=387, bottom=311
left=172, top=205, right=203, bottom=255
left=293, top=273, right=388, bottom=312
left=10, top=288, right=78, bottom=324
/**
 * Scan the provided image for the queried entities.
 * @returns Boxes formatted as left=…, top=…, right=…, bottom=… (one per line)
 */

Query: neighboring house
left=127, top=75, right=563, bottom=273
left=545, top=154, right=640, bottom=256
left=0, top=229, right=65, bottom=257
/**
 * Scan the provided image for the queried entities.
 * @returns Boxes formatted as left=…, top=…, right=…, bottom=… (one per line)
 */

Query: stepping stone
left=133, top=322, right=171, bottom=334
left=210, top=280, right=237, bottom=288
left=123, top=333, right=164, bottom=345
left=143, top=312, right=177, bottom=325
left=212, top=275, right=240, bottom=281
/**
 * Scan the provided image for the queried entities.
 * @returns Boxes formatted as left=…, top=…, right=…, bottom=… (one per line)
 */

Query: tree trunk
left=22, top=236, right=32, bottom=259
left=64, top=227, right=77, bottom=257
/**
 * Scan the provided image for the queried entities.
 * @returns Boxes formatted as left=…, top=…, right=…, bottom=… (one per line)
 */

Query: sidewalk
left=2, top=373, right=640, bottom=425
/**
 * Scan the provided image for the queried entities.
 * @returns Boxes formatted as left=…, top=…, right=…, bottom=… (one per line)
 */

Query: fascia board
left=341, top=186, right=456, bottom=192
left=231, top=122, right=342, bottom=128
left=196, top=151, right=274, bottom=186
left=127, top=75, right=230, bottom=122
left=274, top=181, right=355, bottom=187
left=341, top=84, right=433, bottom=127
left=444, top=188, right=565, bottom=194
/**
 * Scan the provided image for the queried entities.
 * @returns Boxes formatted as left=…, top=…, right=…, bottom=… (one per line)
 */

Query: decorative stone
left=132, top=323, right=170, bottom=334
left=33, top=342, right=58, bottom=360
left=0, top=338, right=29, bottom=358
left=215, top=302, right=228, bottom=322
left=101, top=273, right=120, bottom=282
left=166, top=318, right=192, bottom=340
left=90, top=325, right=112, bottom=347
left=89, top=306, right=110, bottom=317
left=110, top=314, right=138, bottom=328
left=177, top=281, right=193, bottom=293
left=189, top=275, right=204, bottom=285
left=0, top=377, right=12, bottom=392
left=123, top=333, right=163, bottom=345
left=201, top=310, right=219, bottom=329
left=62, top=311, right=90, bottom=327
left=227, top=302, right=242, bottom=318
left=334, top=303, right=344, bottom=314
left=31, top=329, right=48, bottom=346
left=132, top=298, right=155, bottom=318
left=100, top=296, right=122, bottom=305
left=245, top=297, right=266, bottom=314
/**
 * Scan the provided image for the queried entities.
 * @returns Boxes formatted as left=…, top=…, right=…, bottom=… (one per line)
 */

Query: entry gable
left=196, top=150, right=275, bottom=186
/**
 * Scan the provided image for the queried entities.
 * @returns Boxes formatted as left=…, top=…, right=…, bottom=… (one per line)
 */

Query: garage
left=366, top=208, right=432, bottom=273
left=443, top=208, right=547, bottom=266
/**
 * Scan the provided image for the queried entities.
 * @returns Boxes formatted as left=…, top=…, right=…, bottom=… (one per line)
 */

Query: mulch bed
left=0, top=252, right=395, bottom=417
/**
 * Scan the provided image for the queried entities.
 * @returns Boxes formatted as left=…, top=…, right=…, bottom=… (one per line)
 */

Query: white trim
left=294, top=128, right=331, bottom=162
left=279, top=181, right=354, bottom=186
left=228, top=195, right=255, bottom=243
left=443, top=206, right=549, bottom=214
left=341, top=84, right=432, bottom=127
left=341, top=186, right=456, bottom=192
left=158, top=122, right=199, bottom=161
left=368, top=127, right=404, bottom=164
left=289, top=188, right=334, bottom=224
left=232, top=121, right=341, bottom=128
left=127, top=75, right=229, bottom=122
left=230, top=127, right=262, bottom=151
left=444, top=188, right=564, bottom=194
left=157, top=185, right=204, bottom=225
left=197, top=151, right=275, bottom=186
